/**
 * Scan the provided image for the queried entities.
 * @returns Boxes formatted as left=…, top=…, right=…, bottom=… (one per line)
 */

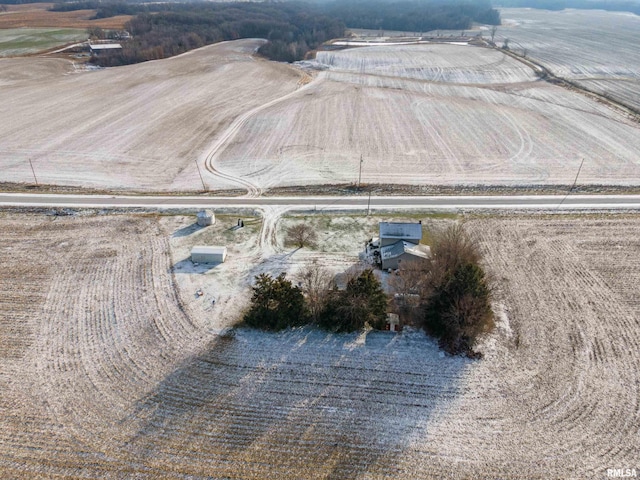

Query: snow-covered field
left=497, top=8, right=640, bottom=111
left=314, top=43, right=537, bottom=84
left=216, top=58, right=640, bottom=189
left=0, top=39, right=304, bottom=191
left=2, top=32, right=640, bottom=192
left=1, top=210, right=639, bottom=477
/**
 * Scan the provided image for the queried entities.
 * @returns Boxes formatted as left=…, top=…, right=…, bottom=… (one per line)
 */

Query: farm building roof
left=380, top=241, right=430, bottom=261
left=191, top=246, right=226, bottom=255
left=379, top=222, right=422, bottom=241
left=89, top=43, right=122, bottom=51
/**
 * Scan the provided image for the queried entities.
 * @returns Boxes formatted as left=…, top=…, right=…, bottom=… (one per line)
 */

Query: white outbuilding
left=196, top=209, right=215, bottom=227
left=191, top=246, right=227, bottom=264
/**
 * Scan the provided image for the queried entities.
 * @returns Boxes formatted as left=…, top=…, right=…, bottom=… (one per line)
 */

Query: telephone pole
left=28, top=158, right=38, bottom=186
left=194, top=159, right=206, bottom=192
left=358, top=154, right=363, bottom=189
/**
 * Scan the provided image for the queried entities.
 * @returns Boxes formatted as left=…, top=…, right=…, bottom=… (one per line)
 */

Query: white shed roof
left=379, top=222, right=422, bottom=240
left=191, top=246, right=226, bottom=255
left=89, top=43, right=122, bottom=50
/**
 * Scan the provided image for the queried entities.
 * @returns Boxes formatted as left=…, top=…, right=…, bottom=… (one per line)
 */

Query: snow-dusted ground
left=314, top=43, right=537, bottom=84
left=2, top=35, right=640, bottom=193
left=215, top=58, right=640, bottom=189
left=497, top=8, right=640, bottom=111
left=1, top=211, right=639, bottom=477
left=0, top=39, right=304, bottom=191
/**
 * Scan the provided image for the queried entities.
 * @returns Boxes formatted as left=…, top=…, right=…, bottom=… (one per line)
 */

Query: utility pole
left=194, top=158, right=206, bottom=192
left=358, top=154, right=363, bottom=189
left=28, top=158, right=38, bottom=186
left=558, top=158, right=584, bottom=209
left=367, top=189, right=372, bottom=216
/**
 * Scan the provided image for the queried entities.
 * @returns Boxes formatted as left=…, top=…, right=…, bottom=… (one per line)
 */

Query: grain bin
left=196, top=209, right=215, bottom=227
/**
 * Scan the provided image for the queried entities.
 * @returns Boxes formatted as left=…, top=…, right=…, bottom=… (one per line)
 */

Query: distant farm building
left=191, top=246, right=227, bottom=264
left=367, top=221, right=430, bottom=270
left=386, top=313, right=401, bottom=332
left=89, top=43, right=122, bottom=55
left=196, top=209, right=215, bottom=227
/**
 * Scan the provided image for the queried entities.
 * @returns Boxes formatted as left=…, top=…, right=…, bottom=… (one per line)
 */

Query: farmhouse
left=191, top=246, right=227, bottom=264
left=379, top=221, right=422, bottom=246
left=380, top=240, right=431, bottom=270
left=376, top=221, right=430, bottom=270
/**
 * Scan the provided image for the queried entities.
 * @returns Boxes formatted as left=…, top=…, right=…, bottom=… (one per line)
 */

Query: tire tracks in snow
left=203, top=78, right=315, bottom=198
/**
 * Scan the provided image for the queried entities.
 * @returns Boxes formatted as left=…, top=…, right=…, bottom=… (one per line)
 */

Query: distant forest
left=42, top=1, right=500, bottom=66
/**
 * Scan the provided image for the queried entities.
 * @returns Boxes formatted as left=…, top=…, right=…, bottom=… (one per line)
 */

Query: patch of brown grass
left=0, top=3, right=131, bottom=29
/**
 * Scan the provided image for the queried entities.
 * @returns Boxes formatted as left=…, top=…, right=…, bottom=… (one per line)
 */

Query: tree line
left=44, top=0, right=501, bottom=66
left=83, top=2, right=345, bottom=66
left=322, top=0, right=500, bottom=32
left=244, top=223, right=494, bottom=358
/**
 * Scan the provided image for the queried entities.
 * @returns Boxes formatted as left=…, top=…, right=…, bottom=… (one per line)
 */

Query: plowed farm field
left=497, top=8, right=640, bottom=112
left=1, top=211, right=639, bottom=477
left=2, top=37, right=640, bottom=192
left=0, top=39, right=304, bottom=191
left=212, top=43, right=640, bottom=192
left=0, top=3, right=131, bottom=30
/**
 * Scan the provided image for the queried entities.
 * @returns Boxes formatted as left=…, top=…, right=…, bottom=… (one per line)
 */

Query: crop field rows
left=316, top=44, right=537, bottom=84
left=1, top=212, right=639, bottom=477
left=0, top=3, right=130, bottom=30
left=2, top=33, right=640, bottom=192
left=498, top=9, right=640, bottom=112
left=216, top=53, right=640, bottom=189
left=0, top=39, right=303, bottom=192
left=0, top=28, right=86, bottom=57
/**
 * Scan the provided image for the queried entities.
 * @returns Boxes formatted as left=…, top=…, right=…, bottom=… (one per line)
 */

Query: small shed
left=196, top=209, right=215, bottom=227
left=191, top=246, right=227, bottom=264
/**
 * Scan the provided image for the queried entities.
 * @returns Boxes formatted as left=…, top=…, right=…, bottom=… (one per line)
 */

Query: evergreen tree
left=424, top=262, right=492, bottom=355
left=244, top=273, right=308, bottom=331
left=319, top=269, right=388, bottom=332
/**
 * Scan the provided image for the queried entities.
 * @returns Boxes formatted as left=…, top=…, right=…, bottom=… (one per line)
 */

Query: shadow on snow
left=125, top=327, right=472, bottom=477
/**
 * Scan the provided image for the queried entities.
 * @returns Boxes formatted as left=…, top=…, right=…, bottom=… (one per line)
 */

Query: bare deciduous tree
left=388, top=261, right=427, bottom=324
left=490, top=25, right=497, bottom=43
left=297, top=261, right=333, bottom=322
left=286, top=223, right=318, bottom=249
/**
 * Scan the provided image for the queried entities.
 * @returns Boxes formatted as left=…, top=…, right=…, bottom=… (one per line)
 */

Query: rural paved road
left=2, top=193, right=640, bottom=211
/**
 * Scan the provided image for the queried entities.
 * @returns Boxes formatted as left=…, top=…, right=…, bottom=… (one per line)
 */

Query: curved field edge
left=0, top=211, right=639, bottom=477
left=0, top=39, right=304, bottom=192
